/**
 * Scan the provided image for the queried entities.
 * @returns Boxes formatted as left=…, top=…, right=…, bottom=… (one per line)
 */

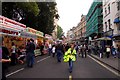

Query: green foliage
left=2, top=2, right=59, bottom=35
left=16, top=2, right=40, bottom=16
left=36, top=2, right=58, bottom=35
left=57, top=25, right=63, bottom=39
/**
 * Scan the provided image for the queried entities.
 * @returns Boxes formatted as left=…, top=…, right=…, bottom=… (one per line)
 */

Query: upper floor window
left=108, top=19, right=111, bottom=29
left=117, top=17, right=120, bottom=30
left=117, top=1, right=120, bottom=11
left=105, top=8, right=107, bottom=16
left=105, top=22, right=107, bottom=31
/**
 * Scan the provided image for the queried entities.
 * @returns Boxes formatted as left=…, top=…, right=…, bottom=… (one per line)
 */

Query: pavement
left=90, top=53, right=120, bottom=73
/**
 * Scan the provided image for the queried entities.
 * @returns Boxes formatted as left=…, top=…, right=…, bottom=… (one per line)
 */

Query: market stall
left=0, top=15, right=26, bottom=53
left=22, top=27, right=44, bottom=56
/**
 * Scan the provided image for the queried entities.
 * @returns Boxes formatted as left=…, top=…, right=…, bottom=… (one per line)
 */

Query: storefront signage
left=0, top=15, right=26, bottom=31
left=26, top=27, right=36, bottom=35
left=36, top=31, right=43, bottom=37
left=26, top=27, right=44, bottom=37
left=2, top=29, right=19, bottom=35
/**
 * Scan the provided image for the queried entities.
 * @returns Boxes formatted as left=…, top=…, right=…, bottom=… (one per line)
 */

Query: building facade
left=66, top=27, right=76, bottom=43
left=103, top=0, right=120, bottom=47
left=86, top=1, right=103, bottom=42
left=79, top=15, right=86, bottom=44
left=52, top=6, right=58, bottom=41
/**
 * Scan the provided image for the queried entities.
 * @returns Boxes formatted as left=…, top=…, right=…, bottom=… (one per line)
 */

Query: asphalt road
left=6, top=54, right=119, bottom=79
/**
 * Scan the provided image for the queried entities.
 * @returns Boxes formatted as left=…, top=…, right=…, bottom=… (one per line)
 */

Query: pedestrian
left=99, top=46, right=103, bottom=58
left=17, top=47, right=25, bottom=64
left=63, top=43, right=77, bottom=73
left=75, top=44, right=79, bottom=53
left=1, top=37, right=11, bottom=80
left=26, top=39, right=35, bottom=68
left=56, top=42, right=64, bottom=62
left=106, top=45, right=111, bottom=58
left=48, top=43, right=52, bottom=56
left=116, top=45, right=120, bottom=58
left=10, top=42, right=17, bottom=65
left=52, top=45, right=56, bottom=57
left=65, top=43, right=70, bottom=52
left=40, top=43, right=44, bottom=55
left=84, top=44, right=88, bottom=58
left=111, top=46, right=116, bottom=58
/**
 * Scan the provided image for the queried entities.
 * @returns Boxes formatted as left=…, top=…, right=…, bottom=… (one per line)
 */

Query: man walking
left=26, top=39, right=35, bottom=68
left=56, top=42, right=64, bottom=62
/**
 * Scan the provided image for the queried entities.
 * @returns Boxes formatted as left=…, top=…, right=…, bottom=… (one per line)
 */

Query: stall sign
left=2, top=29, right=19, bottom=35
left=36, top=31, right=44, bottom=37
left=0, top=15, right=26, bottom=31
left=21, top=31, right=37, bottom=39
left=26, top=27, right=37, bottom=35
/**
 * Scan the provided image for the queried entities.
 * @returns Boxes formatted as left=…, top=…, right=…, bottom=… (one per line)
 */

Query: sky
left=56, top=0, right=93, bottom=35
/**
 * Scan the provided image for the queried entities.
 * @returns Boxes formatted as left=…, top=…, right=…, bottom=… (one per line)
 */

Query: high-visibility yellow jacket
left=63, top=48, right=76, bottom=62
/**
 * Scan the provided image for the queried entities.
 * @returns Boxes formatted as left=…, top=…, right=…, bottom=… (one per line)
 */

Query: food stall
left=35, top=31, right=44, bottom=56
left=0, top=15, right=26, bottom=53
left=22, top=27, right=43, bottom=56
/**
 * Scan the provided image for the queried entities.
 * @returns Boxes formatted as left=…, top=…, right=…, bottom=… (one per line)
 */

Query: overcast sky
left=56, top=0, right=93, bottom=35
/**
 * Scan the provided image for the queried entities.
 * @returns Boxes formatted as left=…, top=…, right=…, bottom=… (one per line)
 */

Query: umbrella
left=96, top=37, right=111, bottom=41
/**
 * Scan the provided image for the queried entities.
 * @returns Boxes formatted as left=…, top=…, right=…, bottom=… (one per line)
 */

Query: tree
left=2, top=2, right=59, bottom=35
left=57, top=25, right=63, bottom=39
left=2, top=2, right=40, bottom=29
left=36, top=2, right=58, bottom=35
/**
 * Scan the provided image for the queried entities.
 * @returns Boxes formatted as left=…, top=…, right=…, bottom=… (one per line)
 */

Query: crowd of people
left=90, top=44, right=120, bottom=58
left=1, top=37, right=36, bottom=80
left=1, top=36, right=120, bottom=79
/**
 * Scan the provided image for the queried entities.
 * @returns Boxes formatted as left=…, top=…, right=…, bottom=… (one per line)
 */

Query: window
left=108, top=19, right=111, bottom=29
left=105, top=22, right=107, bottom=31
left=117, top=1, right=120, bottom=11
left=108, top=4, right=110, bottom=14
left=105, top=8, right=107, bottom=15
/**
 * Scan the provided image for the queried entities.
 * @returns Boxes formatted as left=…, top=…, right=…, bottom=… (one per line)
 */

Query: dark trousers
left=52, top=53, right=55, bottom=57
left=26, top=53, right=34, bottom=67
left=11, top=53, right=17, bottom=65
left=81, top=51, right=87, bottom=58
left=2, top=68, right=6, bottom=80
left=106, top=52, right=110, bottom=58
left=69, top=59, right=73, bottom=73
left=56, top=50, right=62, bottom=62
left=48, top=48, right=52, bottom=56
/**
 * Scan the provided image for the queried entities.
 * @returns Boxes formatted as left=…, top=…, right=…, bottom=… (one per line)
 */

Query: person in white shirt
left=52, top=45, right=56, bottom=57
left=11, top=42, right=17, bottom=65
